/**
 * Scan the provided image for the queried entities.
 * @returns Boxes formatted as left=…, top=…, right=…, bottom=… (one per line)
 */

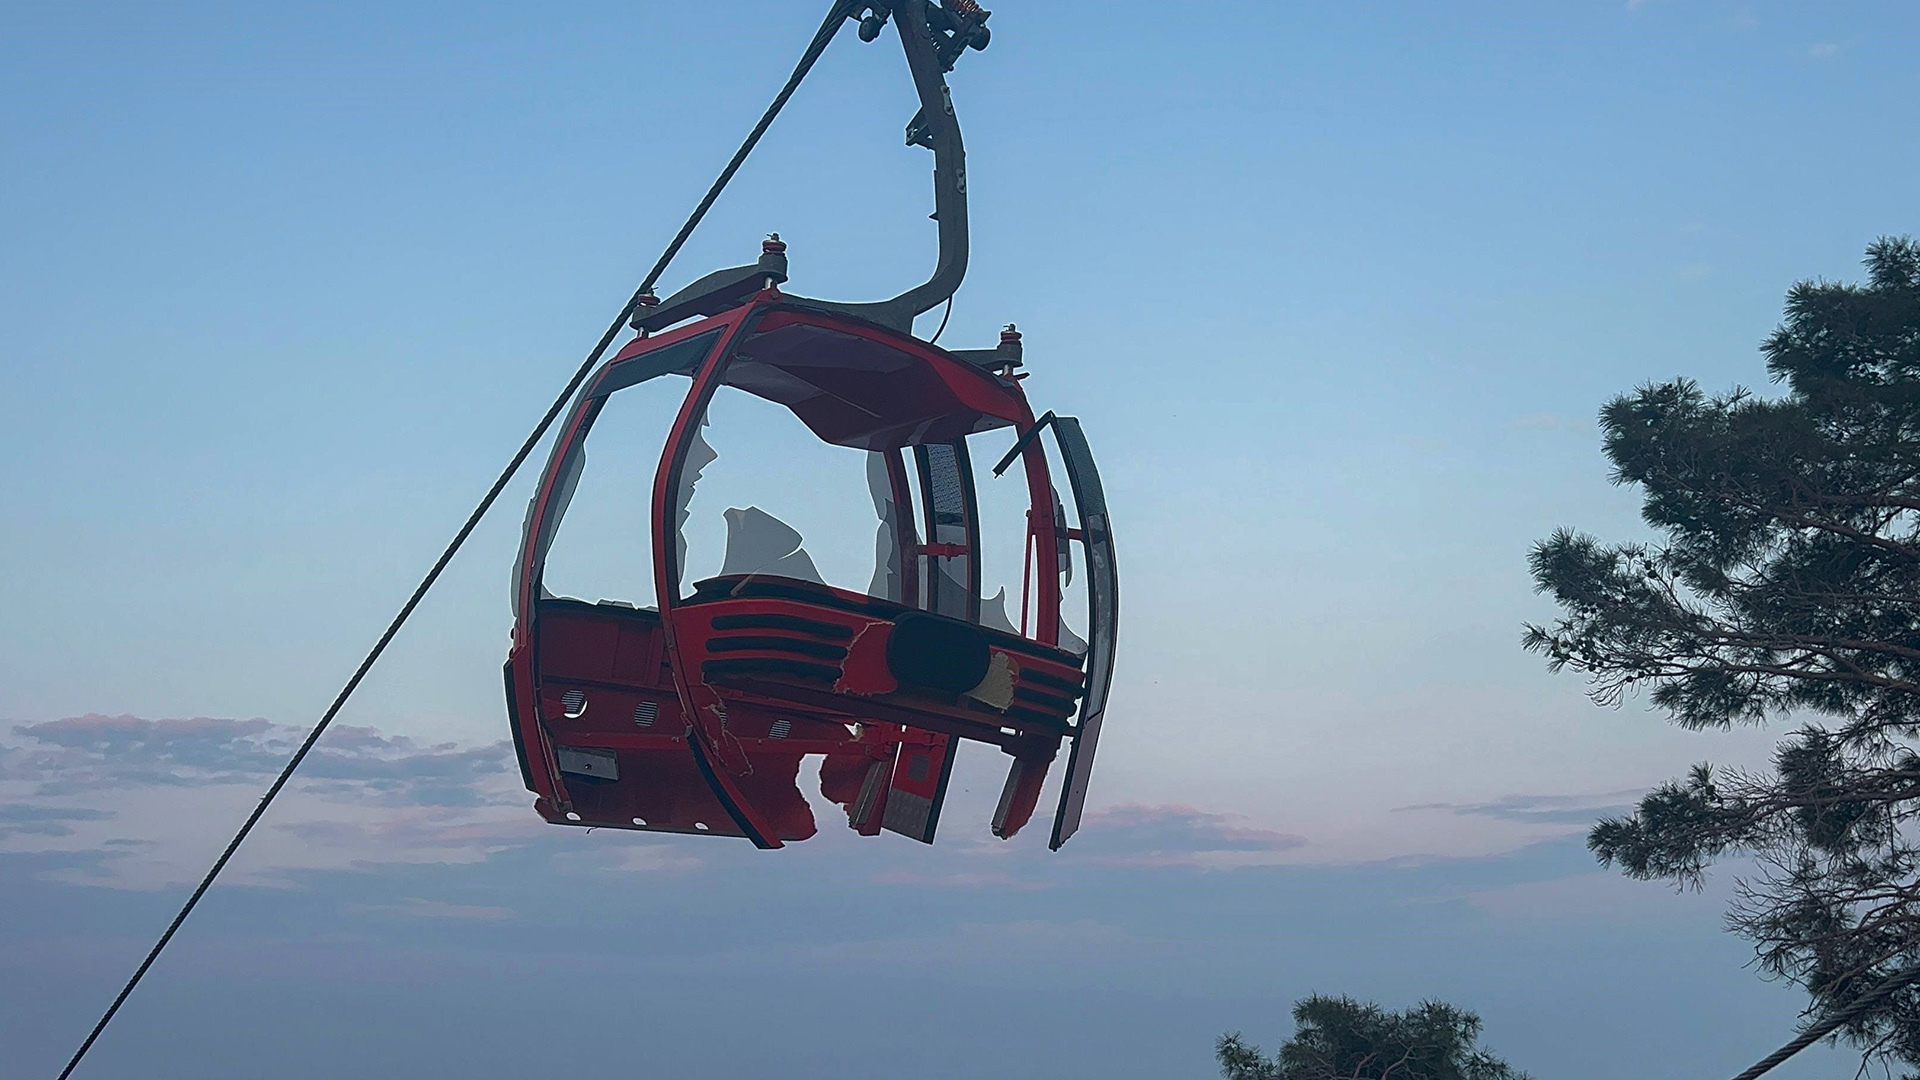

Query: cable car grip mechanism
left=631, top=0, right=992, bottom=337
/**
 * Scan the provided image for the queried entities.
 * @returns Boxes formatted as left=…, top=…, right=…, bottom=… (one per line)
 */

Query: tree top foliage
left=1529, top=235, right=1920, bottom=733
left=1528, top=237, right=1920, bottom=1075
left=1217, top=995, right=1529, bottom=1080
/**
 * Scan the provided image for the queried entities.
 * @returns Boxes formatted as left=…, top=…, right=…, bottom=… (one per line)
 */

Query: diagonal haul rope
left=53, top=4, right=857, bottom=1077
left=1726, top=963, right=1920, bottom=1080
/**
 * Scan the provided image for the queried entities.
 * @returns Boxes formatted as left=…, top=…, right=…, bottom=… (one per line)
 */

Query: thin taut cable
left=1727, top=964, right=1920, bottom=1080
left=639, top=1, right=859, bottom=296
left=54, top=5, right=855, bottom=1077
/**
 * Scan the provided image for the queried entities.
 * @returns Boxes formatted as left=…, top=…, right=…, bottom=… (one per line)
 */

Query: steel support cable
left=53, top=5, right=856, bottom=1077
left=1727, top=964, right=1920, bottom=1080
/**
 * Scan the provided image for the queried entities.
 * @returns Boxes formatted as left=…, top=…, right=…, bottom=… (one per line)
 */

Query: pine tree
left=1528, top=237, right=1920, bottom=1072
left=1217, top=996, right=1529, bottom=1080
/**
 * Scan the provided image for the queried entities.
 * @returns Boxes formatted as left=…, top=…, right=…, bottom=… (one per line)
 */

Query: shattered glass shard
left=719, top=506, right=825, bottom=584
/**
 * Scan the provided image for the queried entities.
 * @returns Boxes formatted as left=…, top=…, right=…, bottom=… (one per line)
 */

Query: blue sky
left=3, top=2, right=1916, bottom=1076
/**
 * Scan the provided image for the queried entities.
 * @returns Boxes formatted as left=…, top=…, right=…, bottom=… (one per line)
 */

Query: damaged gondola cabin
left=504, top=0, right=1117, bottom=851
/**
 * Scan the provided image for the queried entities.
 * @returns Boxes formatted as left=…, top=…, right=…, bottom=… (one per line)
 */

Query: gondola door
left=1046, top=417, right=1118, bottom=849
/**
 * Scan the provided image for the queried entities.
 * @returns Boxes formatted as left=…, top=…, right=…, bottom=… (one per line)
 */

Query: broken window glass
left=675, top=383, right=895, bottom=601
left=538, top=372, right=688, bottom=611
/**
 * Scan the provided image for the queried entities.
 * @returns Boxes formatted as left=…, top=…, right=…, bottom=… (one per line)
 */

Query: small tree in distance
left=1217, top=995, right=1531, bottom=1080
left=1528, top=237, right=1920, bottom=1072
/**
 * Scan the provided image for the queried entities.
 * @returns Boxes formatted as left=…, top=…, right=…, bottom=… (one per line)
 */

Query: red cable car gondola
left=503, top=0, right=1115, bottom=850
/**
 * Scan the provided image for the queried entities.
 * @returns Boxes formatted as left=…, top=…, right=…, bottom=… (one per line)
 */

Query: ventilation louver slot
left=561, top=689, right=587, bottom=718
left=769, top=719, right=792, bottom=740
left=633, top=701, right=658, bottom=728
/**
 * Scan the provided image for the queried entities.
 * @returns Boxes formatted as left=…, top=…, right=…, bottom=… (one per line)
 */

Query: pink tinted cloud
left=1063, top=803, right=1307, bottom=868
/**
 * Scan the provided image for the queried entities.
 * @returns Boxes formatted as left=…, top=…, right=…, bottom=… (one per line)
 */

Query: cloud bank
left=0, top=715, right=1339, bottom=891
